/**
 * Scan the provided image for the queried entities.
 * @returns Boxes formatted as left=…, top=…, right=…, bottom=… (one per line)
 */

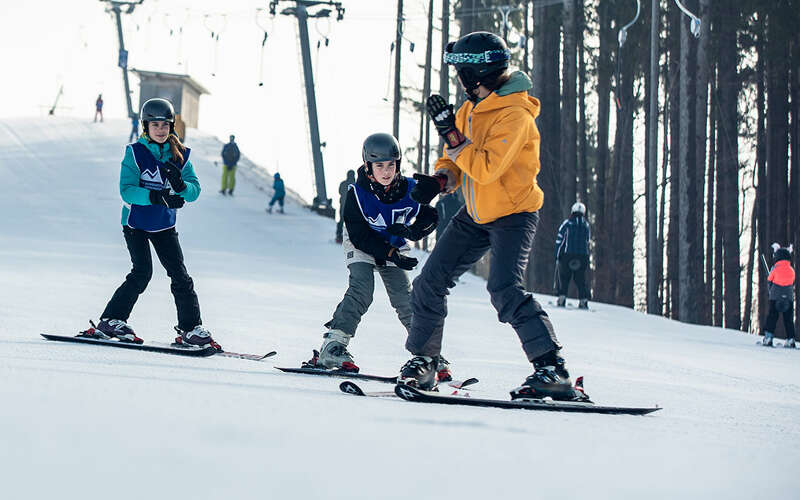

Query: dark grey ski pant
left=326, top=262, right=413, bottom=337
left=406, top=207, right=560, bottom=362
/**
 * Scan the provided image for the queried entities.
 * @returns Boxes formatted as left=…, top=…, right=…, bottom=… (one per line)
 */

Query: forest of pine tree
left=406, top=0, right=799, bottom=336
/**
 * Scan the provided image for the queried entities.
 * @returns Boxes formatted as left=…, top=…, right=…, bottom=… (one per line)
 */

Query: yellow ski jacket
left=435, top=76, right=544, bottom=224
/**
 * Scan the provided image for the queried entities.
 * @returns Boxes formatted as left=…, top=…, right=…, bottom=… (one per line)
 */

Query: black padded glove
left=160, top=160, right=187, bottom=193
left=149, top=189, right=185, bottom=209
left=386, top=223, right=412, bottom=239
left=411, top=173, right=448, bottom=204
left=387, top=248, right=418, bottom=271
left=426, top=94, right=466, bottom=149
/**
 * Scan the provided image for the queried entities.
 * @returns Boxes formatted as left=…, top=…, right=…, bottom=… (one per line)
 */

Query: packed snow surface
left=0, top=118, right=796, bottom=499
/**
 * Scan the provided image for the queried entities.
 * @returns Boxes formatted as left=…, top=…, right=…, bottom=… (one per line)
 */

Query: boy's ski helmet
left=571, top=202, right=586, bottom=215
left=140, top=98, right=175, bottom=132
left=362, top=133, right=402, bottom=173
left=444, top=31, right=510, bottom=99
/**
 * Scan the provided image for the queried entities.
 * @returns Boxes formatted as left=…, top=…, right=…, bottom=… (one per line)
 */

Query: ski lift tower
left=99, top=0, right=144, bottom=120
left=269, top=0, right=345, bottom=219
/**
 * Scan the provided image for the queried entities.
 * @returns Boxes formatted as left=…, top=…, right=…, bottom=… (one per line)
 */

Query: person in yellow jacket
left=398, top=32, right=586, bottom=402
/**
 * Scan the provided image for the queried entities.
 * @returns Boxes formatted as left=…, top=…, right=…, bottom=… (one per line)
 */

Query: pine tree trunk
left=695, top=0, right=711, bottom=324
left=561, top=0, right=578, bottom=207
left=706, top=67, right=717, bottom=326
left=678, top=16, right=697, bottom=323
left=756, top=21, right=768, bottom=332
left=716, top=0, right=741, bottom=330
left=667, top=1, right=681, bottom=319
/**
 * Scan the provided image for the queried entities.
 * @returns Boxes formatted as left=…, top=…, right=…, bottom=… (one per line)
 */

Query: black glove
left=388, top=248, right=418, bottom=271
left=149, top=189, right=185, bottom=209
left=411, top=173, right=448, bottom=204
left=386, top=223, right=412, bottom=239
left=426, top=94, right=467, bottom=149
left=160, top=160, right=187, bottom=193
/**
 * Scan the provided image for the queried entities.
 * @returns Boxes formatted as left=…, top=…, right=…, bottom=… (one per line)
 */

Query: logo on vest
left=140, top=167, right=164, bottom=190
left=366, top=213, right=388, bottom=228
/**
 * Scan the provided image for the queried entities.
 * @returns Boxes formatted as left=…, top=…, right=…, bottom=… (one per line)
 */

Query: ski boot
left=87, top=318, right=143, bottom=344
left=227, top=189, right=234, bottom=196
left=578, top=298, right=589, bottom=310
left=762, top=331, right=774, bottom=347
left=510, top=350, right=588, bottom=401
left=784, top=338, right=796, bottom=349
left=174, top=325, right=222, bottom=351
left=436, top=355, right=452, bottom=382
left=219, top=189, right=227, bottom=196
left=398, top=355, right=438, bottom=390
left=266, top=207, right=272, bottom=214
left=308, top=330, right=358, bottom=371
left=556, top=295, right=566, bottom=307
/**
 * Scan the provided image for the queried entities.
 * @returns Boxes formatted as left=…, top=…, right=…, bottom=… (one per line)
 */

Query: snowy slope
left=0, top=118, right=796, bottom=500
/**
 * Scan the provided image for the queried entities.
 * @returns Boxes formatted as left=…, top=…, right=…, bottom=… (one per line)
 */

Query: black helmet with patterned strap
left=444, top=31, right=510, bottom=97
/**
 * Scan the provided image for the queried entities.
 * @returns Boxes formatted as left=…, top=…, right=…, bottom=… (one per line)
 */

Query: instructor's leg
left=325, top=262, right=375, bottom=337
left=406, top=208, right=490, bottom=357
left=378, top=265, right=413, bottom=332
left=101, top=226, right=153, bottom=321
left=486, top=211, right=560, bottom=362
left=151, top=228, right=201, bottom=331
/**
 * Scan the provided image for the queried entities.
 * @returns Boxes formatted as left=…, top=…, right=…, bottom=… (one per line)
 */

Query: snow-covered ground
left=0, top=118, right=796, bottom=500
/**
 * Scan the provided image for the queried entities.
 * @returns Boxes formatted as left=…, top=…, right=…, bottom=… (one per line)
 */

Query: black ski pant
left=557, top=254, right=590, bottom=300
left=101, top=226, right=201, bottom=331
left=406, top=207, right=560, bottom=362
left=763, top=300, right=796, bottom=340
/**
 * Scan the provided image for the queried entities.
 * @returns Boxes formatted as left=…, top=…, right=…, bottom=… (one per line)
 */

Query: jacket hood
left=472, top=71, right=539, bottom=118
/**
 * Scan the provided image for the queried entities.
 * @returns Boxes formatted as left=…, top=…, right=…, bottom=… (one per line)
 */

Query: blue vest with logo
left=349, top=178, right=420, bottom=248
left=126, top=142, right=190, bottom=232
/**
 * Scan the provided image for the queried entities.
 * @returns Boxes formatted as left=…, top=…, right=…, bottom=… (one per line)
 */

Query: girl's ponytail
left=167, top=133, right=186, bottom=164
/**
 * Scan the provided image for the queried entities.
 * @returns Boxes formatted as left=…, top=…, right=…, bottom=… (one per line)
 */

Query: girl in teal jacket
left=90, top=98, right=221, bottom=350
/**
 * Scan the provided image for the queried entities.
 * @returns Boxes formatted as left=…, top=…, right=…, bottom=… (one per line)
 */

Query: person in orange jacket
left=397, top=31, right=586, bottom=401
left=762, top=243, right=796, bottom=347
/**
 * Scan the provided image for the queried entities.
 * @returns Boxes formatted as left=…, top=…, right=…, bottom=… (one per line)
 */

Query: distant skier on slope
left=303, top=133, right=449, bottom=378
left=88, top=98, right=222, bottom=350
left=397, top=32, right=587, bottom=401
left=554, top=202, right=591, bottom=309
left=220, top=135, right=240, bottom=195
left=266, top=172, right=285, bottom=213
left=762, top=243, right=796, bottom=347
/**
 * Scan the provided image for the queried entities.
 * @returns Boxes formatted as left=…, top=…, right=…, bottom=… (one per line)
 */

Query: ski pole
left=761, top=254, right=770, bottom=276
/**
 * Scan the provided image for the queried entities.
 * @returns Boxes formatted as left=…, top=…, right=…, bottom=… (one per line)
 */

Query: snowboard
left=392, top=384, right=661, bottom=415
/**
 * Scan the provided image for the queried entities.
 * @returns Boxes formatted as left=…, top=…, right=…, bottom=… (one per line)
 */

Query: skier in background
left=87, top=98, right=221, bottom=350
left=220, top=135, right=240, bottom=195
left=94, top=94, right=104, bottom=122
left=267, top=173, right=285, bottom=213
left=128, top=113, right=139, bottom=142
left=434, top=189, right=464, bottom=242
left=335, top=169, right=356, bottom=243
left=303, top=133, right=448, bottom=377
left=762, top=243, right=796, bottom=347
left=554, top=202, right=591, bottom=309
left=397, top=32, right=586, bottom=401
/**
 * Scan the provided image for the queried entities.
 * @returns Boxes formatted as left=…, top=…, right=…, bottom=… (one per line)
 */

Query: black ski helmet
left=140, top=98, right=175, bottom=133
left=362, top=133, right=402, bottom=173
left=772, top=242, right=794, bottom=263
left=444, top=31, right=510, bottom=99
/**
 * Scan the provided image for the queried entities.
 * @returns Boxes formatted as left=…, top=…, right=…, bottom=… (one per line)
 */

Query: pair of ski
left=40, top=333, right=276, bottom=361
left=276, top=365, right=660, bottom=415
left=339, top=380, right=661, bottom=415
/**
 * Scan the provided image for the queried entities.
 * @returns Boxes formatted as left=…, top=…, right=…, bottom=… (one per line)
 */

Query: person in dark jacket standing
left=335, top=169, right=356, bottom=243
left=762, top=243, right=796, bottom=347
left=302, top=133, right=446, bottom=377
left=87, top=98, right=221, bottom=350
left=267, top=173, right=285, bottom=213
left=554, top=202, right=591, bottom=309
left=220, top=135, right=240, bottom=195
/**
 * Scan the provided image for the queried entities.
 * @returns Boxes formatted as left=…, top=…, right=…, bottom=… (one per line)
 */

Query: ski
left=392, top=384, right=661, bottom=415
left=276, top=366, right=479, bottom=388
left=214, top=350, right=277, bottom=361
left=41, top=333, right=217, bottom=357
left=339, top=379, right=479, bottom=398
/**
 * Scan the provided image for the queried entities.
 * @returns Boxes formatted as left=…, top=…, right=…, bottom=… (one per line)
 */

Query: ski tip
left=394, top=383, right=423, bottom=400
left=450, top=377, right=479, bottom=389
left=263, top=351, right=278, bottom=359
left=339, top=381, right=365, bottom=396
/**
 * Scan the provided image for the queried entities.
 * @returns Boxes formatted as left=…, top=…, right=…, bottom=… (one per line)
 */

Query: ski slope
left=0, top=118, right=796, bottom=500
